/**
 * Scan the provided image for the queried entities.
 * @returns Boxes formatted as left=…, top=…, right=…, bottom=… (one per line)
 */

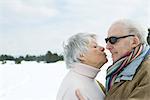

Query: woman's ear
left=78, top=53, right=85, bottom=62
left=131, top=36, right=140, bottom=48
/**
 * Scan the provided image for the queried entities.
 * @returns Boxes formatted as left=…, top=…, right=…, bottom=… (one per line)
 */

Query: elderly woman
left=56, top=33, right=108, bottom=100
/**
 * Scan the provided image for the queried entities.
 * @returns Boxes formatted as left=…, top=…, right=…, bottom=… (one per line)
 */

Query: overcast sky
left=0, top=0, right=150, bottom=56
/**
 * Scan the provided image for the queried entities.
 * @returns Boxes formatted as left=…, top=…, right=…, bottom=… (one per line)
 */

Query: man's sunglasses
left=105, top=35, right=135, bottom=44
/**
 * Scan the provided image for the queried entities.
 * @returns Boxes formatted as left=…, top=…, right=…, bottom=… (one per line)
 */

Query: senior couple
left=56, top=19, right=150, bottom=100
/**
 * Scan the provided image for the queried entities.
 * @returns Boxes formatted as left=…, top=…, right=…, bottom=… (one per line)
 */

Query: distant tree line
left=0, top=51, right=63, bottom=64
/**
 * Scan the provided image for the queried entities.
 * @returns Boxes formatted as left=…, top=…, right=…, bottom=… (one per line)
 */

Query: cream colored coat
left=56, top=63, right=105, bottom=100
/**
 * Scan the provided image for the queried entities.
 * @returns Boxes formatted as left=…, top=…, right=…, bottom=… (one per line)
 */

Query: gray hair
left=63, top=33, right=97, bottom=68
left=112, top=19, right=148, bottom=44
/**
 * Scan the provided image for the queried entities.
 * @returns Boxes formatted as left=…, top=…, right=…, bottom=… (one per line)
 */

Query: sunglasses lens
left=109, top=37, right=117, bottom=44
left=105, top=37, right=118, bottom=44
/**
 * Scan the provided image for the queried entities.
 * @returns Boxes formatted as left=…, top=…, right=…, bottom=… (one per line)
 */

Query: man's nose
left=106, top=42, right=113, bottom=51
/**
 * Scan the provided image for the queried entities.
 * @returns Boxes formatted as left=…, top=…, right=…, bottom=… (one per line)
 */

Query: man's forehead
left=107, top=24, right=128, bottom=37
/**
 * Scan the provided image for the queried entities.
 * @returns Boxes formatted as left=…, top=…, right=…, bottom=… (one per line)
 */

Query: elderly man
left=76, top=19, right=150, bottom=100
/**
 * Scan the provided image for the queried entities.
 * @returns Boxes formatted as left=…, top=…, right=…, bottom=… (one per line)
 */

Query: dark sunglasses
left=105, top=35, right=135, bottom=44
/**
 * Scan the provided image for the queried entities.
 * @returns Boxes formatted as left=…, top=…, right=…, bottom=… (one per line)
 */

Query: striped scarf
left=106, top=44, right=143, bottom=92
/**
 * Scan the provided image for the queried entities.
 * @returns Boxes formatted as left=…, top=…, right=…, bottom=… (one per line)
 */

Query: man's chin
left=112, top=55, right=115, bottom=61
left=112, top=56, right=118, bottom=63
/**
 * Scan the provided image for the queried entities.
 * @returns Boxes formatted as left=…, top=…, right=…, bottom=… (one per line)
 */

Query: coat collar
left=70, top=63, right=100, bottom=79
left=115, top=44, right=150, bottom=82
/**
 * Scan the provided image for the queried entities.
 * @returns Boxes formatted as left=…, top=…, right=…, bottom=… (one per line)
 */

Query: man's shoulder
left=136, top=55, right=150, bottom=79
left=141, top=55, right=150, bottom=70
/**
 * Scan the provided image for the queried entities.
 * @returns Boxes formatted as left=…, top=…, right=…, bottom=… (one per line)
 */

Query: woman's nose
left=99, top=46, right=105, bottom=51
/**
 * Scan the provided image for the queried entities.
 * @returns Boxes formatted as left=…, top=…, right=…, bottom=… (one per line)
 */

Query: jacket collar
left=115, top=44, right=150, bottom=82
left=70, top=63, right=100, bottom=79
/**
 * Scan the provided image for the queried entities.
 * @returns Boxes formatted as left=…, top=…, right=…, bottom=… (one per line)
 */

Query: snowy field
left=0, top=61, right=110, bottom=100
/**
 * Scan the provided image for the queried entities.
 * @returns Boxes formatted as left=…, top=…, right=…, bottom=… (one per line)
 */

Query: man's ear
left=131, top=36, right=140, bottom=48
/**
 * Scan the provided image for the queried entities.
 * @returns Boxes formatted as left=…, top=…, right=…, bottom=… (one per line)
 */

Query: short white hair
left=63, top=33, right=97, bottom=68
left=112, top=19, right=148, bottom=44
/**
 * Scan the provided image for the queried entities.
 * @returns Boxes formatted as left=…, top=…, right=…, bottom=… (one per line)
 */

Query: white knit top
left=56, top=63, right=105, bottom=100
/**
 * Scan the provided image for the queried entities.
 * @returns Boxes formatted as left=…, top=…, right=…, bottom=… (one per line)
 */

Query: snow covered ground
left=0, top=61, right=111, bottom=100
